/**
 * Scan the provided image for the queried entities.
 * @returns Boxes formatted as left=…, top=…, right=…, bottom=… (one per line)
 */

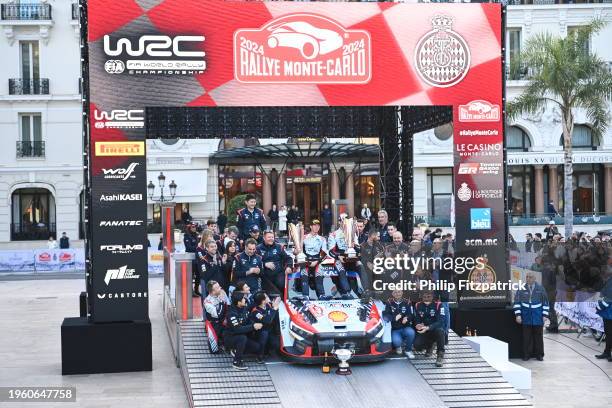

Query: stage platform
left=178, top=321, right=532, bottom=408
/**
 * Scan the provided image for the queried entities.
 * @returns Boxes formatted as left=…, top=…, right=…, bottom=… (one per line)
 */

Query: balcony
left=0, top=3, right=53, bottom=44
left=11, top=222, right=56, bottom=241
left=1, top=3, right=52, bottom=20
left=16, top=141, right=45, bottom=158
left=9, top=78, right=50, bottom=95
left=509, top=212, right=612, bottom=226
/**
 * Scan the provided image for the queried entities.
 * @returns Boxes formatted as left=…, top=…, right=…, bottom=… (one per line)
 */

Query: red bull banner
left=86, top=0, right=505, bottom=321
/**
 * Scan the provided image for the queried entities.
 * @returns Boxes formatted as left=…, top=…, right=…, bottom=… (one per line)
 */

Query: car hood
left=286, top=298, right=378, bottom=334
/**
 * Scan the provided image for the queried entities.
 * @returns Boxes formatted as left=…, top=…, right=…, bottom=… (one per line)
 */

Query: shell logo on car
left=328, top=310, right=348, bottom=323
left=234, top=13, right=371, bottom=84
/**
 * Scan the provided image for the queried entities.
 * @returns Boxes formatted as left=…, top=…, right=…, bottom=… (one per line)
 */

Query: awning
left=209, top=142, right=379, bottom=164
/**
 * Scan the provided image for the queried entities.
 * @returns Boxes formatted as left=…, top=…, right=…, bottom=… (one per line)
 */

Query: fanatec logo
left=102, top=163, right=139, bottom=180
left=94, top=109, right=144, bottom=129
left=104, top=265, right=140, bottom=285
left=100, top=244, right=144, bottom=254
left=99, top=194, right=142, bottom=202
left=99, top=220, right=144, bottom=227
left=103, top=35, right=206, bottom=75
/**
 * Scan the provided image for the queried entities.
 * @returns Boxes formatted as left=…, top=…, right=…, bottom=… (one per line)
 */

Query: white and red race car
left=278, top=263, right=391, bottom=363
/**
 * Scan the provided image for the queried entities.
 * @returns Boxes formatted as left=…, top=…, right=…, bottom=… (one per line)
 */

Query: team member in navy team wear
left=201, top=240, right=227, bottom=297
left=513, top=271, right=549, bottom=361
left=413, top=290, right=446, bottom=367
left=236, top=194, right=267, bottom=242
left=184, top=223, right=201, bottom=297
left=249, top=225, right=264, bottom=245
left=233, top=239, right=264, bottom=293
left=226, top=291, right=263, bottom=370
left=249, top=291, right=281, bottom=361
left=257, top=230, right=291, bottom=295
left=383, top=289, right=416, bottom=359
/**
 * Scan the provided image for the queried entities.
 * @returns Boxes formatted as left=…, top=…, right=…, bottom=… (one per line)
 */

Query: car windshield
left=286, top=271, right=363, bottom=301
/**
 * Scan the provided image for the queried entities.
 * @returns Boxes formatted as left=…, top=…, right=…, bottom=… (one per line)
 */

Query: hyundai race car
left=278, top=258, right=392, bottom=363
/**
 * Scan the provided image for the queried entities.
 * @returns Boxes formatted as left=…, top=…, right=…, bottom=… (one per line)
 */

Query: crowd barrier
left=0, top=248, right=164, bottom=274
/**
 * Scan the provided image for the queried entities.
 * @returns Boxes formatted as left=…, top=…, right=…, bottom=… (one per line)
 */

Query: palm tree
left=507, top=20, right=612, bottom=238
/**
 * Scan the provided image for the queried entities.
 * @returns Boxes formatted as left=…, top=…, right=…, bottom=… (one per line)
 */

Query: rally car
left=277, top=261, right=391, bottom=364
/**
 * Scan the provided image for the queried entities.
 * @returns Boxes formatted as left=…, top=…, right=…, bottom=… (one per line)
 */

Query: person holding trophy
left=327, top=215, right=359, bottom=299
left=300, top=219, right=328, bottom=298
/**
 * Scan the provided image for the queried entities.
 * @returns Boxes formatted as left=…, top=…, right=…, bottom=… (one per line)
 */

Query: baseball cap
left=250, top=225, right=260, bottom=233
left=549, top=220, right=555, bottom=225
left=310, top=219, right=320, bottom=225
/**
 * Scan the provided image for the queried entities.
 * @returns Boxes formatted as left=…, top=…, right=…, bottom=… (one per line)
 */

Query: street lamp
left=148, top=172, right=177, bottom=203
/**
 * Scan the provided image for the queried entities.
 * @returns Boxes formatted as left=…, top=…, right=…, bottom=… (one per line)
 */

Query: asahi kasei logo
left=234, top=14, right=371, bottom=84
left=414, top=15, right=470, bottom=88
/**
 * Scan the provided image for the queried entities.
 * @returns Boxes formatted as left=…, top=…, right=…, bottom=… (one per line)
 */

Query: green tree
left=507, top=20, right=612, bottom=238
left=227, top=194, right=248, bottom=227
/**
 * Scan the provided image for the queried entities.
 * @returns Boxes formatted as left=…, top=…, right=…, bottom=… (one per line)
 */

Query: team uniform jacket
left=236, top=207, right=267, bottom=240
left=184, top=232, right=199, bottom=253
left=414, top=301, right=444, bottom=331
left=596, top=298, right=612, bottom=320
left=513, top=283, right=550, bottom=326
left=232, top=252, right=264, bottom=290
left=257, top=242, right=289, bottom=276
left=379, top=224, right=392, bottom=243
left=201, top=252, right=225, bottom=284
left=303, top=234, right=327, bottom=262
left=226, top=305, right=255, bottom=336
left=249, top=304, right=277, bottom=329
left=383, top=299, right=415, bottom=330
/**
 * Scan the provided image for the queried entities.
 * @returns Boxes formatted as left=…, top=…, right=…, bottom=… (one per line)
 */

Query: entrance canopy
left=210, top=142, right=379, bottom=164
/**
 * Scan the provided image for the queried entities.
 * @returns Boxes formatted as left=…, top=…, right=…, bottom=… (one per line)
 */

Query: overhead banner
left=87, top=0, right=505, bottom=320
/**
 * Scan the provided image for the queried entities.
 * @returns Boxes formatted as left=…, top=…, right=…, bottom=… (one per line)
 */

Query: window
left=509, top=166, right=534, bottom=216
left=507, top=28, right=522, bottom=80
left=18, top=114, right=44, bottom=157
left=559, top=125, right=597, bottom=151
left=427, top=168, right=453, bottom=220
left=20, top=40, right=40, bottom=80
left=11, top=187, right=56, bottom=241
left=507, top=126, right=531, bottom=152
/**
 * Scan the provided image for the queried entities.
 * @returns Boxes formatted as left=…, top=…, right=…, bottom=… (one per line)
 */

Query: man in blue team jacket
left=513, top=272, right=549, bottom=361
left=236, top=194, right=267, bottom=242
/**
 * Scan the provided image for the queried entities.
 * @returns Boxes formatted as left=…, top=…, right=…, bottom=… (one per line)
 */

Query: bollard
left=174, top=253, right=194, bottom=321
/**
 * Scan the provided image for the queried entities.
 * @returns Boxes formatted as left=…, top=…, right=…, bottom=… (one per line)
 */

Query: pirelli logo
left=95, top=141, right=145, bottom=156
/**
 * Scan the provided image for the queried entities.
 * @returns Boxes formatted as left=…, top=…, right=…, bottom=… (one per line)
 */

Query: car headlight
left=290, top=321, right=314, bottom=340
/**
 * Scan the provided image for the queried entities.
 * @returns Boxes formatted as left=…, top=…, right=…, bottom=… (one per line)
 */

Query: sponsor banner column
left=454, top=100, right=508, bottom=307
left=90, top=135, right=149, bottom=322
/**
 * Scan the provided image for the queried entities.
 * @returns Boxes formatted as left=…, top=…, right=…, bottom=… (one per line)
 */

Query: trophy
left=333, top=348, right=353, bottom=375
left=343, top=217, right=357, bottom=259
left=288, top=223, right=306, bottom=265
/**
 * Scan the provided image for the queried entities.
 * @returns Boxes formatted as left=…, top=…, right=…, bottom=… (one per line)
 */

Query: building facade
left=0, top=0, right=81, bottom=248
left=1, top=1, right=611, bottom=248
